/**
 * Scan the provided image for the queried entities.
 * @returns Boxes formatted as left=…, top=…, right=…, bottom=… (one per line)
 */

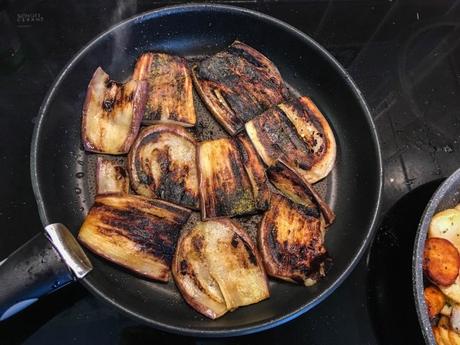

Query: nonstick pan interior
left=31, top=4, right=382, bottom=336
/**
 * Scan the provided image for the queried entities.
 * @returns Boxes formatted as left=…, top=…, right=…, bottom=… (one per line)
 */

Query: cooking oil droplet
left=75, top=172, right=84, bottom=178
left=75, top=187, right=82, bottom=194
left=79, top=207, right=84, bottom=212
left=77, top=160, right=84, bottom=166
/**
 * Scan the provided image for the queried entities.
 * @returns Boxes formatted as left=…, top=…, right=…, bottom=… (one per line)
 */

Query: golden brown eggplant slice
left=78, top=193, right=191, bottom=282
left=245, top=96, right=336, bottom=183
left=192, top=41, right=288, bottom=135
left=235, top=133, right=271, bottom=210
left=128, top=124, right=199, bottom=209
left=172, top=219, right=269, bottom=319
left=81, top=67, right=147, bottom=154
left=259, top=193, right=328, bottom=286
left=198, top=138, right=268, bottom=219
left=267, top=160, right=335, bottom=226
left=133, top=52, right=196, bottom=126
left=96, top=157, right=130, bottom=194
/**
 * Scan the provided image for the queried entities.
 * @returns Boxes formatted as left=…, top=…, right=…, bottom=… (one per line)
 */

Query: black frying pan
left=413, top=167, right=460, bottom=344
left=0, top=4, right=382, bottom=336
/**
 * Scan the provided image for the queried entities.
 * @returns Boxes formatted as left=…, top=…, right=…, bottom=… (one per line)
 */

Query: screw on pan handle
left=0, top=224, right=92, bottom=321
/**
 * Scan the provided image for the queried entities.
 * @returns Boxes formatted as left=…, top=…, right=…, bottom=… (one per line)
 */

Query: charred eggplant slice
left=78, top=194, right=191, bottom=282
left=235, top=133, right=271, bottom=210
left=259, top=193, right=328, bottom=286
left=133, top=53, right=196, bottom=126
left=96, top=157, right=130, bottom=194
left=198, top=138, right=269, bottom=219
left=267, top=160, right=335, bottom=226
left=128, top=124, right=199, bottom=209
left=172, top=219, right=269, bottom=319
left=192, top=41, right=288, bottom=135
left=81, top=67, right=147, bottom=154
left=245, top=96, right=336, bottom=183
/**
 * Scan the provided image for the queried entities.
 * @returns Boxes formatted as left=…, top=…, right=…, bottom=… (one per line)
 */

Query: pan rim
left=30, top=3, right=383, bottom=337
left=412, top=167, right=460, bottom=345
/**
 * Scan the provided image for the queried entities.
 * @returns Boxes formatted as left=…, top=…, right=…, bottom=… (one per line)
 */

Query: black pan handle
left=0, top=224, right=92, bottom=321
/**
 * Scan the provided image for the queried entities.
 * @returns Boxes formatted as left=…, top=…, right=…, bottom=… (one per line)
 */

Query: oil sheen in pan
left=80, top=55, right=335, bottom=251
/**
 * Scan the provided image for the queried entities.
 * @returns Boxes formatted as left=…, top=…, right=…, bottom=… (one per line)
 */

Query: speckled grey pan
left=413, top=167, right=460, bottom=344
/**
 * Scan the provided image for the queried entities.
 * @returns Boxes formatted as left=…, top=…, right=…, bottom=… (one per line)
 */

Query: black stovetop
left=1, top=1, right=460, bottom=344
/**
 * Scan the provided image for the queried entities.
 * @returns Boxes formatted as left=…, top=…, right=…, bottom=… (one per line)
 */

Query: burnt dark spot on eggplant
left=227, top=46, right=264, bottom=68
left=102, top=99, right=115, bottom=112
left=242, top=240, right=257, bottom=265
left=180, top=259, right=188, bottom=275
left=192, top=235, right=204, bottom=252
left=114, top=166, right=127, bottom=178
left=231, top=234, right=239, bottom=248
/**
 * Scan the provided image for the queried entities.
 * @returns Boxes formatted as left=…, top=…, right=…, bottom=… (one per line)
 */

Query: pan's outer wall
left=413, top=167, right=460, bottom=345
left=31, top=4, right=382, bottom=337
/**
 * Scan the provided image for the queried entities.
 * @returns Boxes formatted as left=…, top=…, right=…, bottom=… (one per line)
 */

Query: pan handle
left=0, top=224, right=92, bottom=321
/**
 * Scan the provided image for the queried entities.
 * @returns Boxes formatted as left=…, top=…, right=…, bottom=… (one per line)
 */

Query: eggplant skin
left=81, top=67, right=148, bottom=154
left=128, top=124, right=199, bottom=209
left=198, top=138, right=258, bottom=219
left=192, top=41, right=288, bottom=135
left=267, top=160, right=335, bottom=226
left=259, top=193, right=328, bottom=286
left=78, top=193, right=191, bottom=282
left=133, top=53, right=196, bottom=127
left=96, top=157, right=130, bottom=195
left=172, top=219, right=269, bottom=319
left=245, top=96, right=336, bottom=183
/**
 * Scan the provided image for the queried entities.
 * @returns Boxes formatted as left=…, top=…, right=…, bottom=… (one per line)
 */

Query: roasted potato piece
left=439, top=316, right=453, bottom=345
left=78, top=194, right=191, bottom=282
left=192, top=41, right=288, bottom=135
left=245, top=96, right=336, bottom=183
left=450, top=330, right=460, bottom=345
left=433, top=326, right=445, bottom=345
left=451, top=304, right=460, bottom=334
left=96, top=157, right=129, bottom=194
left=441, top=277, right=460, bottom=304
left=172, top=219, right=269, bottom=319
left=128, top=124, right=199, bottom=209
left=133, top=53, right=196, bottom=126
left=267, top=160, right=335, bottom=226
left=424, top=237, right=460, bottom=286
left=425, top=285, right=447, bottom=318
left=198, top=138, right=269, bottom=219
left=82, top=67, right=147, bottom=154
left=259, top=193, right=328, bottom=286
left=429, top=208, right=460, bottom=251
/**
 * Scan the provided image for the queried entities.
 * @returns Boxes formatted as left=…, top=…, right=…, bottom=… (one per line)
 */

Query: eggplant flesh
left=192, top=41, right=288, bottom=135
left=96, top=157, right=129, bottom=194
left=128, top=124, right=199, bottom=209
left=78, top=193, right=191, bottom=282
left=133, top=53, right=196, bottom=127
left=245, top=96, right=336, bottom=183
left=259, top=193, right=328, bottom=286
left=267, top=160, right=335, bottom=226
left=81, top=67, right=147, bottom=154
left=172, top=219, right=269, bottom=319
left=198, top=137, right=269, bottom=219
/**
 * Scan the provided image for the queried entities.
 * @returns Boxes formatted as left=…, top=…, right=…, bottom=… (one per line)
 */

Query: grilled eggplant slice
left=246, top=96, right=336, bottom=183
left=259, top=193, right=328, bottom=286
left=267, top=160, right=335, bottom=226
left=96, top=157, right=129, bottom=194
left=198, top=138, right=269, bottom=219
left=235, top=133, right=271, bottom=210
left=78, top=193, right=191, bottom=282
left=172, top=219, right=269, bottom=319
left=192, top=41, right=288, bottom=135
left=81, top=67, right=147, bottom=154
left=128, top=124, right=199, bottom=209
left=133, top=53, right=196, bottom=126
